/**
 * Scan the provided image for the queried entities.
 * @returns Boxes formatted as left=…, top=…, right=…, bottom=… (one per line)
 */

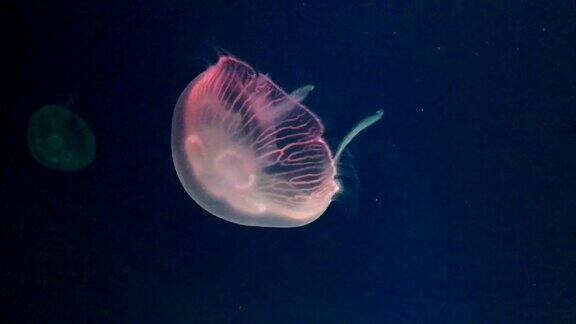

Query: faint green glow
left=28, top=105, right=95, bottom=171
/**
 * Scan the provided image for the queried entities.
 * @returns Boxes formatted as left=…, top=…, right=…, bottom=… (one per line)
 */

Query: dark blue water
left=4, top=1, right=576, bottom=322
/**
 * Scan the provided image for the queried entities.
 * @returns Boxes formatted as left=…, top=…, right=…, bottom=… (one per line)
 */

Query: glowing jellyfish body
left=28, top=105, right=95, bottom=172
left=172, top=56, right=381, bottom=227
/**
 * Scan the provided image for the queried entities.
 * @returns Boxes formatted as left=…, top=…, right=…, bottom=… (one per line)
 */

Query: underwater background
left=3, top=0, right=576, bottom=323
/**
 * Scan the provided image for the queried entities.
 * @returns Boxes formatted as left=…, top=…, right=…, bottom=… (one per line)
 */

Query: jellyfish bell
left=172, top=56, right=381, bottom=227
left=28, top=103, right=95, bottom=172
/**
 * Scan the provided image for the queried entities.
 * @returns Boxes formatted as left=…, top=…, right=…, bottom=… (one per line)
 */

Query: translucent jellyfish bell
left=172, top=56, right=381, bottom=227
left=28, top=104, right=95, bottom=172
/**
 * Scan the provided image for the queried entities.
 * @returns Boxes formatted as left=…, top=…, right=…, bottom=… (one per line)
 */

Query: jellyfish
left=28, top=104, right=95, bottom=172
left=172, top=56, right=382, bottom=227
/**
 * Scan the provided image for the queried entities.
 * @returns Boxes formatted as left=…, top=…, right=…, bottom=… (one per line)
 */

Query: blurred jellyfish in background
left=27, top=102, right=95, bottom=172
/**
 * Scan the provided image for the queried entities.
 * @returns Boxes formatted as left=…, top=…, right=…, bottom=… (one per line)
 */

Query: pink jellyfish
left=172, top=56, right=382, bottom=227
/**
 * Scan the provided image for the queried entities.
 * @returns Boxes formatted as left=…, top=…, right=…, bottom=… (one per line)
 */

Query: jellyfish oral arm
left=266, top=85, right=316, bottom=123
left=289, top=84, right=315, bottom=103
left=334, top=110, right=384, bottom=162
